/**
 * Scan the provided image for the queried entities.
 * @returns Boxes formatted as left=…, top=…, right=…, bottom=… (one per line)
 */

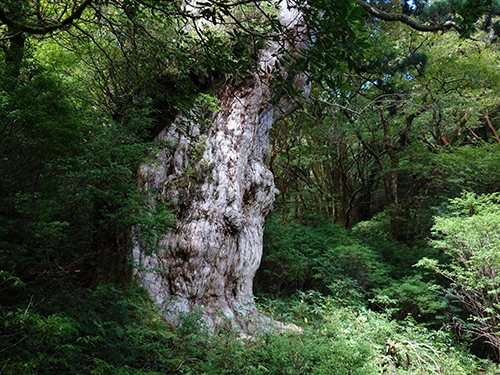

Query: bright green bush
left=258, top=290, right=499, bottom=374
left=418, top=192, right=500, bottom=360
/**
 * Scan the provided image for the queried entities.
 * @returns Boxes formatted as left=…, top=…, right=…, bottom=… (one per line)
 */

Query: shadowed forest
left=3, top=0, right=500, bottom=373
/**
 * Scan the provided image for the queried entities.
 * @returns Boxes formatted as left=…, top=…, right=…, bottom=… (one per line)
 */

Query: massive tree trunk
left=133, top=3, right=309, bottom=330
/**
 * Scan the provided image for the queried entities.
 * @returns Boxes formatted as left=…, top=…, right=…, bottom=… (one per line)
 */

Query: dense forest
left=3, top=0, right=500, bottom=373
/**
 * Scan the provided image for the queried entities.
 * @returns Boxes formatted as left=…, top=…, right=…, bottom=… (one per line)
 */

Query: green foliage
left=258, top=213, right=389, bottom=294
left=259, top=291, right=498, bottom=374
left=0, top=59, right=174, bottom=283
left=274, top=23, right=500, bottom=244
left=0, top=285, right=180, bottom=374
left=417, top=192, right=500, bottom=357
left=260, top=211, right=456, bottom=325
left=73, top=105, right=175, bottom=255
left=5, top=284, right=494, bottom=374
left=372, top=274, right=450, bottom=320
left=351, top=213, right=444, bottom=281
left=0, top=63, right=83, bottom=269
left=351, top=211, right=393, bottom=241
left=432, top=143, right=500, bottom=194
left=301, top=0, right=370, bottom=86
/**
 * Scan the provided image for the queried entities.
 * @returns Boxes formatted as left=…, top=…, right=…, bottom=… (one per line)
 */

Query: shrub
left=258, top=214, right=388, bottom=294
left=418, top=192, right=500, bottom=359
left=372, top=274, right=450, bottom=321
left=0, top=285, right=180, bottom=374
left=259, top=291, right=499, bottom=374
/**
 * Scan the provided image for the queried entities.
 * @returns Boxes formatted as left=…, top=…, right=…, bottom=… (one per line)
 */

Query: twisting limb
left=356, top=0, right=458, bottom=32
left=0, top=0, right=93, bottom=34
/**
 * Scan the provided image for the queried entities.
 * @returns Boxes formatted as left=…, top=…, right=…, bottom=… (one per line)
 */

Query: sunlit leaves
left=417, top=192, right=500, bottom=355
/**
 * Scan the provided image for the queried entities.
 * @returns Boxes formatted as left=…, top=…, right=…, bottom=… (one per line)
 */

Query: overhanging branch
left=356, top=0, right=458, bottom=32
left=0, top=0, right=93, bottom=34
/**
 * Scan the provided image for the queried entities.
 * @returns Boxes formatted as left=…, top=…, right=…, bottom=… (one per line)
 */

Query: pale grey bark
left=133, top=1, right=309, bottom=330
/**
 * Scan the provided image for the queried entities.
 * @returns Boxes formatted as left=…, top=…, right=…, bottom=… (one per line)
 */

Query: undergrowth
left=1, top=283, right=498, bottom=374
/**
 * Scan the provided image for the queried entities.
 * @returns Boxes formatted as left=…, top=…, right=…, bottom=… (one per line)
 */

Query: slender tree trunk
left=133, top=3, right=309, bottom=331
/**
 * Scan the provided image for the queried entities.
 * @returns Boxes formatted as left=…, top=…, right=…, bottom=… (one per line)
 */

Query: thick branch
left=0, top=0, right=93, bottom=35
left=356, top=0, right=458, bottom=32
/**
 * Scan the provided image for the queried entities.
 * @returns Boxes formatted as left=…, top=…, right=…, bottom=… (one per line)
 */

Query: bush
left=259, top=291, right=499, bottom=374
left=352, top=213, right=442, bottom=281
left=418, top=192, right=500, bottom=360
left=257, top=214, right=388, bottom=294
left=372, top=274, right=450, bottom=321
left=0, top=285, right=180, bottom=374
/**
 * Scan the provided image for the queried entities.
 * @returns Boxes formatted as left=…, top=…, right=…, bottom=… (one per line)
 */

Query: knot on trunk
left=224, top=208, right=244, bottom=233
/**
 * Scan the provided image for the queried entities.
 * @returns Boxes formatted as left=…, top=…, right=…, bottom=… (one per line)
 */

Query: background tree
left=270, top=20, right=500, bottom=244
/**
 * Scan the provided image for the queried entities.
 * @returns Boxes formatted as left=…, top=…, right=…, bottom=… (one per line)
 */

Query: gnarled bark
left=133, top=2, right=309, bottom=330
